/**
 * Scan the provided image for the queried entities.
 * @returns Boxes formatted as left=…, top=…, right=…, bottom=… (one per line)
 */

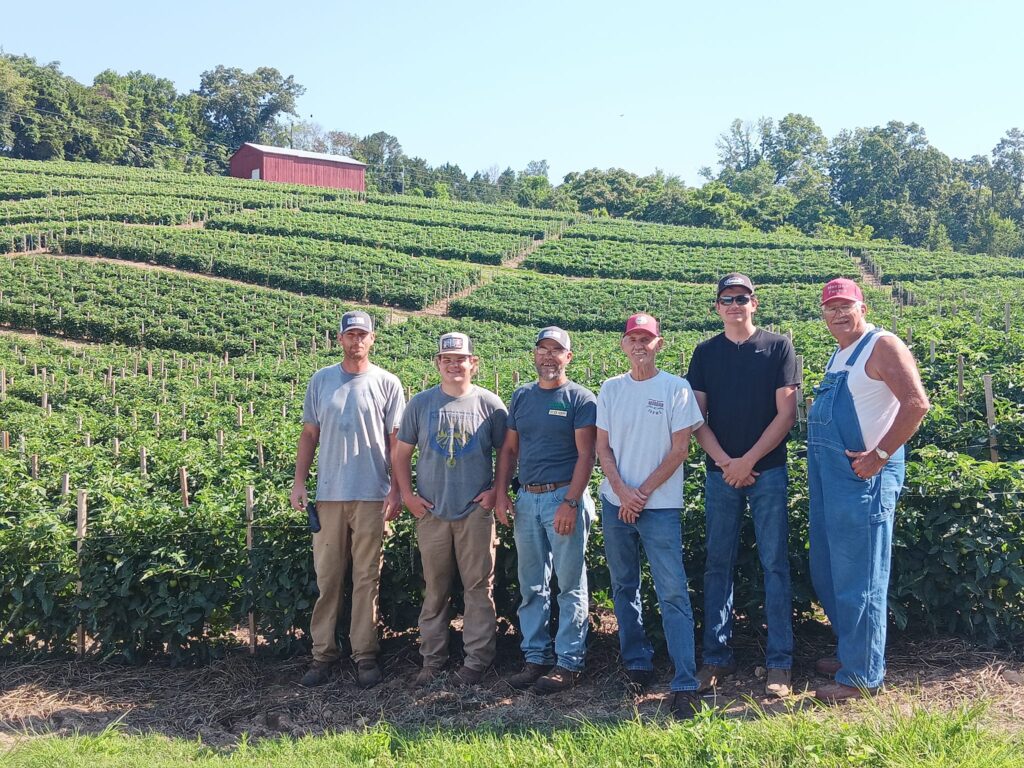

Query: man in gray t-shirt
left=291, top=310, right=405, bottom=689
left=393, top=332, right=507, bottom=687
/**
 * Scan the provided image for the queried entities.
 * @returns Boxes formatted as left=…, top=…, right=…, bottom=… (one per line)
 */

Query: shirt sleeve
left=595, top=384, right=611, bottom=431
left=776, top=338, right=801, bottom=388
left=670, top=380, right=704, bottom=433
left=574, top=387, right=598, bottom=429
left=490, top=401, right=509, bottom=449
left=685, top=343, right=705, bottom=393
left=384, top=375, right=406, bottom=432
left=301, top=373, right=319, bottom=425
left=397, top=395, right=420, bottom=444
left=505, top=388, right=521, bottom=432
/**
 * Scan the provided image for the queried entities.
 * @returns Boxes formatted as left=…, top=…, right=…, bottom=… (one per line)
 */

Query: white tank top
left=826, top=324, right=899, bottom=451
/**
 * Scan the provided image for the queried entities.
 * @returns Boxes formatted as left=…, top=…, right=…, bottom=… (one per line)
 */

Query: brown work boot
left=695, top=662, right=737, bottom=692
left=507, top=662, right=552, bottom=690
left=414, top=666, right=443, bottom=688
left=299, top=659, right=334, bottom=688
left=356, top=658, right=383, bottom=689
left=531, top=666, right=580, bottom=695
left=453, top=665, right=484, bottom=686
left=812, top=681, right=879, bottom=704
left=815, top=656, right=842, bottom=677
left=671, top=691, right=706, bottom=720
left=765, top=667, right=792, bottom=698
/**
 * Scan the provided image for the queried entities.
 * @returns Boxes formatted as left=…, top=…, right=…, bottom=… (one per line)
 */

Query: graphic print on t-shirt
left=547, top=401, right=568, bottom=417
left=431, top=409, right=480, bottom=467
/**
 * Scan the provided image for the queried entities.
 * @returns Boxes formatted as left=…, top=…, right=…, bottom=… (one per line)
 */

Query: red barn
left=229, top=143, right=367, bottom=192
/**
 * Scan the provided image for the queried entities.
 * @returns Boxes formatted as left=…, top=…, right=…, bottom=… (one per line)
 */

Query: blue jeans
left=702, top=466, right=793, bottom=669
left=601, top=496, right=698, bottom=692
left=808, top=443, right=904, bottom=689
left=514, top=487, right=594, bottom=671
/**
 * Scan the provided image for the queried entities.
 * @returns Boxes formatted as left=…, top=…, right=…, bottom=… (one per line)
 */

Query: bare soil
left=1, top=617, right=1020, bottom=747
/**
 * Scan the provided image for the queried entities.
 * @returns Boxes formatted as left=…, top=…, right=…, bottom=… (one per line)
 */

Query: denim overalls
left=807, top=328, right=905, bottom=689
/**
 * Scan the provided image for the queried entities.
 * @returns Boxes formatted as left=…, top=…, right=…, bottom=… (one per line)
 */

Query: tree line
left=2, top=55, right=1022, bottom=256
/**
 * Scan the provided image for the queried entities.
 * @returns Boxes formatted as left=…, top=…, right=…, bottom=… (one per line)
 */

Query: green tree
left=196, top=66, right=304, bottom=155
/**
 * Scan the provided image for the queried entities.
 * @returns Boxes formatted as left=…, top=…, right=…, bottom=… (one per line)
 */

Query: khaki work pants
left=416, top=506, right=497, bottom=672
left=310, top=500, right=384, bottom=663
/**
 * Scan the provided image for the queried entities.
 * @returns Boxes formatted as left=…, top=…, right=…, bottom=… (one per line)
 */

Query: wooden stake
left=957, top=355, right=964, bottom=402
left=179, top=467, right=190, bottom=508
left=983, top=374, right=999, bottom=462
left=1006, top=303, right=1012, bottom=333
left=76, top=490, right=88, bottom=658
left=30, top=454, right=39, bottom=479
left=61, top=472, right=70, bottom=495
left=140, top=446, right=148, bottom=477
left=257, top=441, right=265, bottom=468
left=246, top=485, right=256, bottom=655
left=930, top=340, right=936, bottom=364
left=113, top=437, right=120, bottom=457
left=217, top=429, right=225, bottom=454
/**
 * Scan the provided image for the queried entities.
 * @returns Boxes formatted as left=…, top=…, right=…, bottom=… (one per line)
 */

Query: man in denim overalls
left=808, top=278, right=929, bottom=703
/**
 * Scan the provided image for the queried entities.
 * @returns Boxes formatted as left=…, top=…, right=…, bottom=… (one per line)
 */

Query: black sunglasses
left=717, top=294, right=754, bottom=306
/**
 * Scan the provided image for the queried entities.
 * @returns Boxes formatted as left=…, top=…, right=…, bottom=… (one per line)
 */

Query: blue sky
left=4, top=1, right=1022, bottom=184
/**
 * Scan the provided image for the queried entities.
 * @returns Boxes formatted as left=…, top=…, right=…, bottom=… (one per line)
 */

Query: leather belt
left=522, top=480, right=571, bottom=494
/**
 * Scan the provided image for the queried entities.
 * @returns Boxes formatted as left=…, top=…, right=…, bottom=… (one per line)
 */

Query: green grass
left=4, top=703, right=1022, bottom=768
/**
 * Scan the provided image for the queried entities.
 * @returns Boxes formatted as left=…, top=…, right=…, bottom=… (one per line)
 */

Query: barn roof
left=238, top=143, right=367, bottom=167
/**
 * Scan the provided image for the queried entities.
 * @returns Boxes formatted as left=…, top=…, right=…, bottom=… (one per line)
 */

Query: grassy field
left=4, top=704, right=1023, bottom=767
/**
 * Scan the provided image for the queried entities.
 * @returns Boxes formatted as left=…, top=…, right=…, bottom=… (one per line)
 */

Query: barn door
left=251, top=169, right=260, bottom=180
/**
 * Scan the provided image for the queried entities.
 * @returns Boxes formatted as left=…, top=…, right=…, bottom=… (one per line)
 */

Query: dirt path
left=417, top=229, right=564, bottom=318
left=0, top=625, right=1019, bottom=748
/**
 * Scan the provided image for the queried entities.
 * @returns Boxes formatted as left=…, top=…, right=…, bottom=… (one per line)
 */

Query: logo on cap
left=442, top=336, right=464, bottom=350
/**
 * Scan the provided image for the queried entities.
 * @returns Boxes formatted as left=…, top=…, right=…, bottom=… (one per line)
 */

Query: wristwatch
left=874, top=447, right=890, bottom=461
left=565, top=498, right=579, bottom=509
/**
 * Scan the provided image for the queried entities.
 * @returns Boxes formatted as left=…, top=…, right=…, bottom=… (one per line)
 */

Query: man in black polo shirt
left=686, top=273, right=799, bottom=698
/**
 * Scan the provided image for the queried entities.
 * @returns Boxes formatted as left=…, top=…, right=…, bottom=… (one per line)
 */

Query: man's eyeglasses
left=822, top=303, right=860, bottom=316
left=717, top=295, right=753, bottom=306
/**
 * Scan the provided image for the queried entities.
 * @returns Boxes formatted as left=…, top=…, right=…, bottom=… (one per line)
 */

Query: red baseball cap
left=624, top=312, right=660, bottom=337
left=820, top=278, right=864, bottom=305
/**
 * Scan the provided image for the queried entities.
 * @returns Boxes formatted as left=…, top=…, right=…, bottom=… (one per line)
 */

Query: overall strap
left=846, top=328, right=881, bottom=366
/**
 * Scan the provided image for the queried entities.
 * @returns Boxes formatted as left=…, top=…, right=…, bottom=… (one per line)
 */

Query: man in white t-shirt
left=596, top=312, right=705, bottom=719
left=808, top=279, right=929, bottom=703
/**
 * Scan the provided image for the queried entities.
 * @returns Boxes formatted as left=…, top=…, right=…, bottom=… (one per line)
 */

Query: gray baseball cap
left=340, top=310, right=374, bottom=334
left=535, top=326, right=571, bottom=351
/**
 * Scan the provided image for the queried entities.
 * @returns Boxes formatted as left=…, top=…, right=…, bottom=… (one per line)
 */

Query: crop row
left=50, top=222, right=481, bottom=310
left=365, top=192, right=572, bottom=221
left=206, top=209, right=533, bottom=265
left=450, top=272, right=892, bottom=333
left=0, top=193, right=243, bottom=226
left=862, top=248, right=1024, bottom=283
left=301, top=198, right=572, bottom=239
left=564, top=218, right=882, bottom=251
left=0, top=255, right=372, bottom=355
left=522, top=237, right=860, bottom=283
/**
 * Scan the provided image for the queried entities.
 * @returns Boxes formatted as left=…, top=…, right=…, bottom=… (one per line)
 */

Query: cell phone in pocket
left=306, top=500, right=321, bottom=533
